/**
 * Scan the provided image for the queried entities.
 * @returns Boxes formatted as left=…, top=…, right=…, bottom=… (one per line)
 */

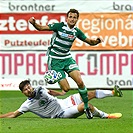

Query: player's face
left=22, top=83, right=34, bottom=98
left=66, top=12, right=78, bottom=28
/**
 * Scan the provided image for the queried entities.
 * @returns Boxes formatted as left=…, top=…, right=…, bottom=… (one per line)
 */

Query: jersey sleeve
left=48, top=23, right=61, bottom=32
left=41, top=87, right=57, bottom=100
left=18, top=101, right=29, bottom=114
left=76, top=28, right=87, bottom=41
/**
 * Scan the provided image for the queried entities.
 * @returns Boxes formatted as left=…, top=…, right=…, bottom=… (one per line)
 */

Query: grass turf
left=0, top=90, right=132, bottom=133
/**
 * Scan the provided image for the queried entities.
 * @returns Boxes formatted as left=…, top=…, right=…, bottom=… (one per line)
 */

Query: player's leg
left=88, top=85, right=123, bottom=100
left=65, top=58, right=93, bottom=119
left=62, top=94, right=122, bottom=119
left=61, top=103, right=122, bottom=119
left=69, top=70, right=89, bottom=108
left=60, top=105, right=84, bottom=118
left=69, top=70, right=93, bottom=119
left=60, top=103, right=108, bottom=119
left=89, top=104, right=122, bottom=119
left=68, top=86, right=123, bottom=105
left=59, top=78, right=71, bottom=92
left=61, top=76, right=93, bottom=119
left=47, top=57, right=71, bottom=92
left=78, top=103, right=122, bottom=119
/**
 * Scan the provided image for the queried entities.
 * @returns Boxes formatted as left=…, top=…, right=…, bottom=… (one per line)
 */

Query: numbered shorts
left=57, top=93, right=84, bottom=118
left=47, top=57, right=80, bottom=81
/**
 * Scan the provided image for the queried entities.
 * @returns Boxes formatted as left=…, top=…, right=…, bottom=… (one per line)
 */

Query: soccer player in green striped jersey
left=29, top=9, right=102, bottom=119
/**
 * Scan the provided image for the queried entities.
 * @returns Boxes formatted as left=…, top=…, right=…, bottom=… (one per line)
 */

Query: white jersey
left=18, top=86, right=63, bottom=118
left=18, top=86, right=82, bottom=118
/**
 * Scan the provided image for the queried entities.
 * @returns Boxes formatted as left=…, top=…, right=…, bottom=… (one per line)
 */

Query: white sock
left=93, top=107, right=108, bottom=118
left=96, top=90, right=113, bottom=99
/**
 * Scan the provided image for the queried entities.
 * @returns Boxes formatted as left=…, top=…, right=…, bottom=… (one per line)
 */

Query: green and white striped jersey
left=47, top=22, right=87, bottom=59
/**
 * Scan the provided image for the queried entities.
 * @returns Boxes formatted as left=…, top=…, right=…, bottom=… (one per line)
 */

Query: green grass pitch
left=0, top=90, right=132, bottom=133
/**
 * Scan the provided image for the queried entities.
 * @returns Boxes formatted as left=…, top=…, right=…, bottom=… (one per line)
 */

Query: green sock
left=78, top=87, right=88, bottom=109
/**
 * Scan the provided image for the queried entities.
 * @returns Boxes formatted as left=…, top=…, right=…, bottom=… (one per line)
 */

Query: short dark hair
left=19, top=80, right=30, bottom=91
left=67, top=9, right=79, bottom=18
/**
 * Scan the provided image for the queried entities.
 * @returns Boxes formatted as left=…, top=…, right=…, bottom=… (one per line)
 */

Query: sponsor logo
left=69, top=64, right=78, bottom=69
left=58, top=31, right=75, bottom=40
left=68, top=34, right=74, bottom=39
left=39, top=99, right=47, bottom=107
left=8, top=2, right=56, bottom=11
left=113, top=2, right=133, bottom=11
left=0, top=13, right=66, bottom=34
left=106, top=77, right=132, bottom=87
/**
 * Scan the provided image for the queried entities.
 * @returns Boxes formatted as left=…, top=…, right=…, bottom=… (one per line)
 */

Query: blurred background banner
left=0, top=1, right=133, bottom=90
left=1, top=12, right=132, bottom=50
left=72, top=13, right=133, bottom=50
left=0, top=1, right=133, bottom=13
left=0, top=51, right=132, bottom=89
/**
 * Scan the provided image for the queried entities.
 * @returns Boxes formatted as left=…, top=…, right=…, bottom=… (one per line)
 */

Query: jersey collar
left=64, top=22, right=76, bottom=31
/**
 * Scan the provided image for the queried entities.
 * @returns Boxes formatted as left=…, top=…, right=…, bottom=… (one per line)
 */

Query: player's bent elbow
left=61, top=90, right=67, bottom=95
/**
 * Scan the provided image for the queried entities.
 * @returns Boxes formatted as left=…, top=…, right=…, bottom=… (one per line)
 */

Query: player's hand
left=28, top=17, right=36, bottom=25
left=96, top=37, right=104, bottom=44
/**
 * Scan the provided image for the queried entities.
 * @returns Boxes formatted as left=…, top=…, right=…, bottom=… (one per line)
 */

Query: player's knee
left=88, top=103, right=94, bottom=112
left=76, top=80, right=84, bottom=88
left=61, top=86, right=70, bottom=92
left=59, top=79, right=70, bottom=92
left=64, top=88, right=69, bottom=92
left=88, top=90, right=96, bottom=100
left=89, top=90, right=96, bottom=97
left=77, top=103, right=84, bottom=112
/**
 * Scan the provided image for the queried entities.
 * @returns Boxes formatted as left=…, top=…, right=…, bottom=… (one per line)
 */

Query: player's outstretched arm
left=84, top=37, right=103, bottom=46
left=0, top=110, right=22, bottom=118
left=48, top=89, right=66, bottom=96
left=28, top=17, right=50, bottom=31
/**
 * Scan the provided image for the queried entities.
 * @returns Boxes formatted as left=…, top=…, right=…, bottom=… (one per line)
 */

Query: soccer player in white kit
left=0, top=80, right=122, bottom=119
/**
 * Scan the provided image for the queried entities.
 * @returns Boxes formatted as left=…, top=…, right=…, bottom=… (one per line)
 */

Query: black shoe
left=84, top=107, right=93, bottom=119
left=114, top=85, right=123, bottom=97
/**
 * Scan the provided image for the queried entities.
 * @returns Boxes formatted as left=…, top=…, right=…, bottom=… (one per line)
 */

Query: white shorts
left=57, top=93, right=83, bottom=118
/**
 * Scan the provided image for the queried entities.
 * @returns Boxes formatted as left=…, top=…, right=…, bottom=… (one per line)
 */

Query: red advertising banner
left=0, top=13, right=66, bottom=34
